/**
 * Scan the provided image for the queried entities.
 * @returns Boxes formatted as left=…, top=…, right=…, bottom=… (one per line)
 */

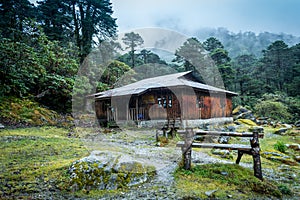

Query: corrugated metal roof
left=94, top=71, right=237, bottom=99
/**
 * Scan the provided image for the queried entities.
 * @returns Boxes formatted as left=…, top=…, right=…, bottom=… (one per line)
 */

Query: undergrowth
left=0, top=97, right=73, bottom=127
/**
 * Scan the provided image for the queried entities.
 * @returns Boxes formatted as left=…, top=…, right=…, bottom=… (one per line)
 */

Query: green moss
left=174, top=164, right=282, bottom=199
left=0, top=127, right=89, bottom=198
left=236, top=119, right=257, bottom=126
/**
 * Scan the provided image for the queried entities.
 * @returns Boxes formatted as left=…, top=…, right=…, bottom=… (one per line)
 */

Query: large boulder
left=69, top=151, right=156, bottom=191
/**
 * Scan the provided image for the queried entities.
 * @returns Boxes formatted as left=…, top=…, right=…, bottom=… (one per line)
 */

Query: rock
left=205, top=189, right=217, bottom=197
left=282, top=124, right=292, bottom=129
left=0, top=123, right=4, bottom=129
left=274, top=128, right=289, bottom=135
left=236, top=119, right=257, bottom=126
left=262, top=152, right=289, bottom=158
left=286, top=144, right=300, bottom=151
left=69, top=151, right=156, bottom=191
left=227, top=125, right=236, bottom=132
left=218, top=136, right=230, bottom=144
left=295, top=156, right=300, bottom=162
left=262, top=152, right=298, bottom=166
left=295, top=120, right=300, bottom=127
left=257, top=117, right=269, bottom=120
left=232, top=106, right=249, bottom=115
left=221, top=171, right=228, bottom=176
left=234, top=111, right=255, bottom=120
left=211, top=149, right=232, bottom=159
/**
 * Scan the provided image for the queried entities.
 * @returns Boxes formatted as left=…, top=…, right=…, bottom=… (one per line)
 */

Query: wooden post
left=251, top=130, right=263, bottom=180
left=136, top=98, right=138, bottom=121
left=236, top=150, right=244, bottom=164
left=182, top=128, right=194, bottom=170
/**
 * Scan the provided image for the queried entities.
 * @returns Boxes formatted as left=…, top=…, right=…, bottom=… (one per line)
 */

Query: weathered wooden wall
left=95, top=87, right=234, bottom=122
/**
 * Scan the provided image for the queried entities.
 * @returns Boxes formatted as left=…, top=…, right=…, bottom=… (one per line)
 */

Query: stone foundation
left=114, top=117, right=233, bottom=129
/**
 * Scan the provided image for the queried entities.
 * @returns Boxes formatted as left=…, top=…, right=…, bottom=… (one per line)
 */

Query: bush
left=278, top=184, right=292, bottom=195
left=254, top=100, right=292, bottom=122
left=274, top=141, right=287, bottom=153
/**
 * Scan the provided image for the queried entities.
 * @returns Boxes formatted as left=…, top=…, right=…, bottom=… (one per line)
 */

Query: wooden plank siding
left=95, top=87, right=233, bottom=122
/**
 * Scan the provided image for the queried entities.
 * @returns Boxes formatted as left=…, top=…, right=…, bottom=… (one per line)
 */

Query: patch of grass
left=274, top=141, right=287, bottom=153
left=174, top=163, right=282, bottom=199
left=0, top=127, right=89, bottom=198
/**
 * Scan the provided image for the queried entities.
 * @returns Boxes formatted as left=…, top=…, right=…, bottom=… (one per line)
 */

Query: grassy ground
left=175, top=125, right=300, bottom=199
left=174, top=163, right=282, bottom=199
left=0, top=126, right=89, bottom=199
left=1, top=125, right=299, bottom=199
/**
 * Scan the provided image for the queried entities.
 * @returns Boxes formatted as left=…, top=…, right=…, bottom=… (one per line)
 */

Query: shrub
left=274, top=141, right=287, bottom=153
left=278, top=184, right=292, bottom=195
left=254, top=100, right=292, bottom=122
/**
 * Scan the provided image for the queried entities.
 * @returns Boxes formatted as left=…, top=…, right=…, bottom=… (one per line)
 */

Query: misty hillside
left=194, top=27, right=300, bottom=58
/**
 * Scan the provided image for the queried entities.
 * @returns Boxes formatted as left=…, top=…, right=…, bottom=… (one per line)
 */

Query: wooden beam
left=177, top=130, right=264, bottom=138
left=177, top=141, right=252, bottom=151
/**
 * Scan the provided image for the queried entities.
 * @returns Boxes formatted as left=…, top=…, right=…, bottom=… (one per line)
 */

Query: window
left=157, top=97, right=162, bottom=107
left=158, top=95, right=172, bottom=108
left=162, top=96, right=167, bottom=108
left=168, top=95, right=172, bottom=108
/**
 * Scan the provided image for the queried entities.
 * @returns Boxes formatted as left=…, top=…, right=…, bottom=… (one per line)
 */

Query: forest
left=1, top=0, right=300, bottom=125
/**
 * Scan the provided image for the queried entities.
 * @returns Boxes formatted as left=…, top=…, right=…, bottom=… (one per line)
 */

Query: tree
left=174, top=37, right=223, bottom=87
left=0, top=0, right=36, bottom=41
left=37, top=0, right=73, bottom=42
left=71, top=0, right=117, bottom=62
left=287, top=43, right=300, bottom=96
left=233, top=54, right=257, bottom=95
left=203, top=37, right=224, bottom=52
left=261, top=40, right=291, bottom=92
left=99, top=60, right=132, bottom=91
left=0, top=30, right=79, bottom=112
left=122, top=32, right=144, bottom=68
left=138, top=49, right=167, bottom=65
left=37, top=0, right=117, bottom=62
left=203, top=37, right=234, bottom=89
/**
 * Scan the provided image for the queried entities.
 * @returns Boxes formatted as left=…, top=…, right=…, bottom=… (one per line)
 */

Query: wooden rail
left=176, top=128, right=264, bottom=180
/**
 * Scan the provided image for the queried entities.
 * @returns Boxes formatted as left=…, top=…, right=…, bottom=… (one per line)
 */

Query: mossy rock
left=236, top=119, right=257, bottom=126
left=262, top=152, right=298, bottom=166
left=69, top=152, right=156, bottom=191
left=232, top=106, right=250, bottom=115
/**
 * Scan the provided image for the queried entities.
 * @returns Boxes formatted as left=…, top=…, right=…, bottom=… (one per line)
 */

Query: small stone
left=282, top=124, right=292, bottom=129
left=294, top=120, right=300, bottom=127
left=227, top=194, right=233, bottom=198
left=205, top=189, right=217, bottom=197
left=0, top=123, right=4, bottom=129
left=286, top=144, right=300, bottom=151
left=218, top=136, right=230, bottom=144
left=221, top=171, right=228, bottom=176
left=295, top=156, right=300, bottom=162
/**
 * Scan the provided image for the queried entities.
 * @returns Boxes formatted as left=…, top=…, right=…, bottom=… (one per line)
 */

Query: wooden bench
left=176, top=128, right=264, bottom=180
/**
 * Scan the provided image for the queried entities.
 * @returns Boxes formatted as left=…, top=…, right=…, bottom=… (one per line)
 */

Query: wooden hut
left=94, top=71, right=237, bottom=127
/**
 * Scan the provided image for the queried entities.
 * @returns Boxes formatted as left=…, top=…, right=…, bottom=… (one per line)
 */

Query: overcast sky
left=111, top=0, right=300, bottom=36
